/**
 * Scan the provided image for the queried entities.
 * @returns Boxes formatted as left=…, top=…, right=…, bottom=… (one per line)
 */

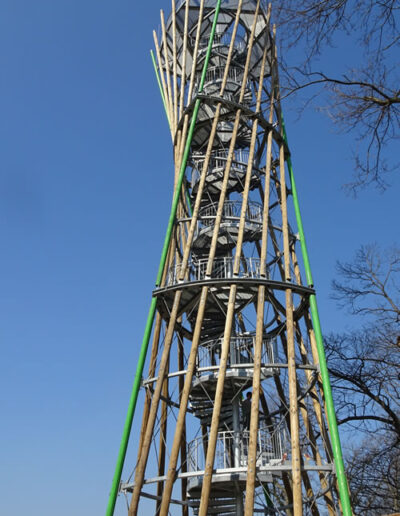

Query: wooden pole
left=153, top=31, right=174, bottom=141
left=197, top=285, right=238, bottom=516
left=159, top=12, right=247, bottom=505
left=267, top=23, right=303, bottom=512
left=278, top=326, right=320, bottom=516
left=290, top=244, right=336, bottom=514
left=259, top=391, right=294, bottom=514
left=160, top=10, right=174, bottom=129
left=262, top=209, right=326, bottom=513
left=136, top=240, right=174, bottom=456
left=127, top=16, right=218, bottom=499
left=244, top=285, right=265, bottom=514
left=136, top=313, right=162, bottom=455
left=198, top=5, right=263, bottom=514
left=175, top=0, right=206, bottom=184
left=185, top=0, right=205, bottom=105
left=177, top=331, right=188, bottom=516
left=155, top=354, right=169, bottom=515
left=158, top=286, right=209, bottom=516
left=128, top=291, right=183, bottom=516
left=244, top=20, right=272, bottom=512
left=178, top=0, right=245, bottom=275
left=161, top=5, right=248, bottom=511
left=178, top=0, right=189, bottom=119
left=279, top=131, right=303, bottom=513
left=171, top=0, right=178, bottom=132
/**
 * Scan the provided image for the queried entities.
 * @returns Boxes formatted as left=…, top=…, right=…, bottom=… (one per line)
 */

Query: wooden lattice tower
left=107, top=1, right=353, bottom=515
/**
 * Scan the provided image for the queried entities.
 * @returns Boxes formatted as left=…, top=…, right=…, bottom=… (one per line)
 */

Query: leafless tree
left=272, top=0, right=400, bottom=191
left=346, top=437, right=400, bottom=514
left=324, top=244, right=400, bottom=513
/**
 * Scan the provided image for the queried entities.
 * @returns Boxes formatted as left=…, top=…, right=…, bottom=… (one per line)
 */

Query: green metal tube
left=281, top=118, right=353, bottom=515
left=185, top=186, right=192, bottom=216
left=154, top=0, right=222, bottom=287
left=262, top=486, right=274, bottom=508
left=150, top=49, right=171, bottom=127
left=150, top=50, right=192, bottom=215
left=151, top=50, right=192, bottom=216
left=105, top=3, right=221, bottom=515
left=105, top=297, right=157, bottom=516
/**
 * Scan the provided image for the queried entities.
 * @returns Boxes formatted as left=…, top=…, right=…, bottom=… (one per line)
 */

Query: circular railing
left=197, top=335, right=275, bottom=369
left=190, top=149, right=260, bottom=188
left=192, top=67, right=251, bottom=105
left=187, top=426, right=284, bottom=473
left=166, top=256, right=269, bottom=286
left=198, top=200, right=263, bottom=228
left=202, top=64, right=244, bottom=86
left=193, top=148, right=252, bottom=173
left=190, top=32, right=247, bottom=54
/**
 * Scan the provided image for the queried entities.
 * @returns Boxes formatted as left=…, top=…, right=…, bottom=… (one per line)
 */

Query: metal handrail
left=190, top=149, right=259, bottom=188
left=192, top=79, right=250, bottom=105
left=202, top=64, right=244, bottom=85
left=197, top=335, right=276, bottom=369
left=187, top=426, right=284, bottom=472
left=194, top=148, right=251, bottom=172
left=166, top=256, right=269, bottom=286
left=190, top=32, right=246, bottom=54
left=199, top=200, right=263, bottom=224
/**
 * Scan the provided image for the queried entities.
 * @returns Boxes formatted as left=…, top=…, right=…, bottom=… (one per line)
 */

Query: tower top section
left=163, top=0, right=271, bottom=81
left=173, top=0, right=262, bottom=11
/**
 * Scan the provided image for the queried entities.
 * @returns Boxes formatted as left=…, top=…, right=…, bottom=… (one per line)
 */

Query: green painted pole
left=262, top=486, right=274, bottom=508
left=185, top=187, right=192, bottom=216
left=281, top=117, right=353, bottom=515
left=150, top=49, right=171, bottom=128
left=105, top=3, right=221, bottom=515
left=151, top=50, right=192, bottom=216
left=153, top=0, right=222, bottom=289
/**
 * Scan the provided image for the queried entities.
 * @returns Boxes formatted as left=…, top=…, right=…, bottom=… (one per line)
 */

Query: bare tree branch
left=322, top=244, right=400, bottom=512
left=273, top=0, right=400, bottom=191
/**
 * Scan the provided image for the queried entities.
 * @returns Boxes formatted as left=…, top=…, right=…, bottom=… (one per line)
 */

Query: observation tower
left=106, top=1, right=352, bottom=515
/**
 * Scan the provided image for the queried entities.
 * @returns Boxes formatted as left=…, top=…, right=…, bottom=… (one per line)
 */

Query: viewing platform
left=166, top=256, right=269, bottom=286
left=186, top=426, right=285, bottom=496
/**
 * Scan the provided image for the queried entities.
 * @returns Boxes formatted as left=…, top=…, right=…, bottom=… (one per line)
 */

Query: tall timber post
left=106, top=1, right=353, bottom=514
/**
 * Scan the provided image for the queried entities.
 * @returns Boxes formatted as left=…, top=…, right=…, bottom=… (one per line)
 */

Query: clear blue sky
left=0, top=1, right=398, bottom=515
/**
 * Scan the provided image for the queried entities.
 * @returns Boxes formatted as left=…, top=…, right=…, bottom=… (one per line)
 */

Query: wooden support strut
left=282, top=144, right=338, bottom=512
left=178, top=0, right=189, bottom=120
left=198, top=3, right=262, bottom=515
left=264, top=106, right=332, bottom=515
left=136, top=243, right=175, bottom=457
left=254, top=181, right=322, bottom=511
left=129, top=3, right=216, bottom=513
left=261, top=170, right=320, bottom=512
left=243, top=11, right=272, bottom=511
left=278, top=325, right=320, bottom=516
left=155, top=354, right=169, bottom=516
left=160, top=10, right=174, bottom=131
left=158, top=6, right=247, bottom=514
left=174, top=0, right=206, bottom=161
left=136, top=313, right=162, bottom=455
left=128, top=290, right=183, bottom=516
left=268, top=24, right=303, bottom=514
left=177, top=331, right=189, bottom=516
left=153, top=30, right=174, bottom=141
left=290, top=245, right=336, bottom=514
left=171, top=0, right=178, bottom=132
left=279, top=135, right=303, bottom=515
